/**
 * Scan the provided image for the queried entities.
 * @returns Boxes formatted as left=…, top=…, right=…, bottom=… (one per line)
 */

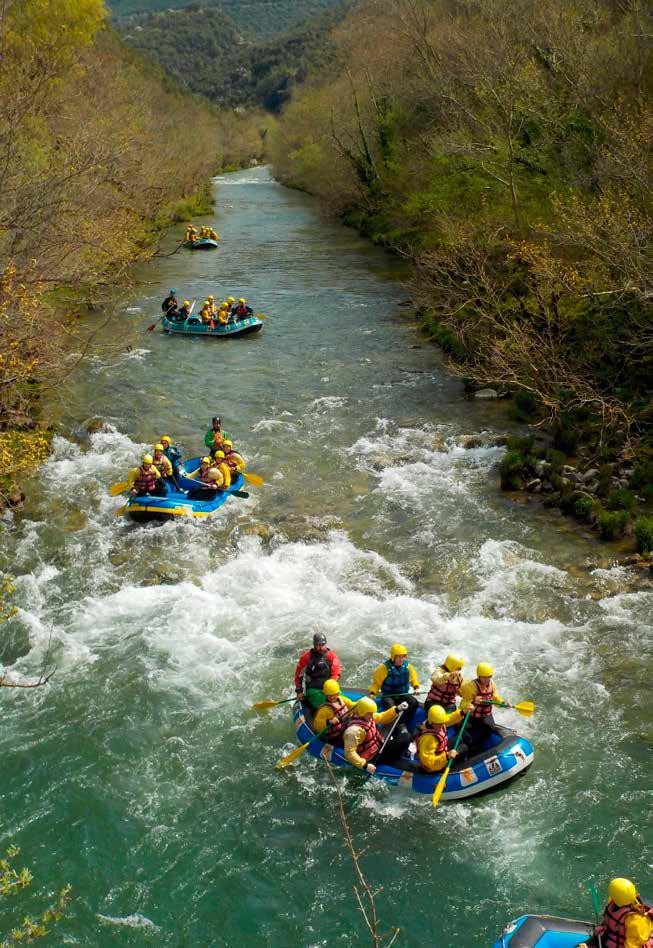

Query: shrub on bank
left=598, top=509, right=629, bottom=541
left=573, top=495, right=595, bottom=523
left=499, top=450, right=533, bottom=490
left=606, top=488, right=637, bottom=512
left=634, top=517, right=653, bottom=554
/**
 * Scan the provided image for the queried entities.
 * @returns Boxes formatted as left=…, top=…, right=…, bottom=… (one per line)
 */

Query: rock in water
left=474, top=388, right=499, bottom=399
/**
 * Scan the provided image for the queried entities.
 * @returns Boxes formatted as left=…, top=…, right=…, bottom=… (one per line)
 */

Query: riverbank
left=267, top=0, right=652, bottom=549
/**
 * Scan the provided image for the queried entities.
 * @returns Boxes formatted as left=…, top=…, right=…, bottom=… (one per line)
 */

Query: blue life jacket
left=381, top=658, right=409, bottom=696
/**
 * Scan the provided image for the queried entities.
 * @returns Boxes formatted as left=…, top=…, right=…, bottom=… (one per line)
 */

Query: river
left=1, top=167, right=651, bottom=947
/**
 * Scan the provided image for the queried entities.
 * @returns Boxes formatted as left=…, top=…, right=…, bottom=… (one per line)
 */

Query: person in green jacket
left=204, top=416, right=230, bottom=449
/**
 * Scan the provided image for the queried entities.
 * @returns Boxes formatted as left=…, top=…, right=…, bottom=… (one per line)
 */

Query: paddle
left=432, top=710, right=470, bottom=809
left=253, top=695, right=298, bottom=710
left=148, top=298, right=195, bottom=332
left=109, top=481, right=130, bottom=496
left=482, top=699, right=536, bottom=718
left=276, top=705, right=358, bottom=769
left=589, top=883, right=603, bottom=948
left=242, top=471, right=264, bottom=488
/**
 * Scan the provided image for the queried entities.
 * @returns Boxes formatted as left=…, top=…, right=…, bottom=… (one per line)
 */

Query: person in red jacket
left=294, top=632, right=342, bottom=709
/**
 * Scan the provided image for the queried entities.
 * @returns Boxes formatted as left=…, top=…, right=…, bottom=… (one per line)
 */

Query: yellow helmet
left=214, top=450, right=225, bottom=458
left=223, top=440, right=233, bottom=448
left=390, top=643, right=408, bottom=660
left=154, top=443, right=164, bottom=452
left=183, top=300, right=190, bottom=307
left=477, top=662, right=494, bottom=678
left=323, top=679, right=340, bottom=697
left=608, top=879, right=637, bottom=907
left=142, top=454, right=153, bottom=464
left=227, top=296, right=235, bottom=303
left=201, top=456, right=211, bottom=464
left=161, top=436, right=172, bottom=444
left=207, top=295, right=214, bottom=301
left=445, top=654, right=465, bottom=672
left=427, top=705, right=448, bottom=725
left=238, top=297, right=246, bottom=304
left=355, top=697, right=377, bottom=716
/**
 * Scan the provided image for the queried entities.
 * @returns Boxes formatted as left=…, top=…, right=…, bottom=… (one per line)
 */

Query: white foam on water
left=97, top=913, right=160, bottom=931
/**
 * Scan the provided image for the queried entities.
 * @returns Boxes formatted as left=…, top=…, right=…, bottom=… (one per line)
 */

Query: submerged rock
left=474, top=388, right=499, bottom=399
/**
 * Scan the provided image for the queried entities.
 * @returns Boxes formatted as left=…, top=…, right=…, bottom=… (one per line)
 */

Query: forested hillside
left=270, top=0, right=652, bottom=483
left=0, top=0, right=262, bottom=502
left=110, top=0, right=342, bottom=37
left=117, top=4, right=345, bottom=109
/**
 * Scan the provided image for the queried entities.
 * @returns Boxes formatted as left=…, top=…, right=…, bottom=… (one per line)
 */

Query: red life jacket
left=236, top=305, right=248, bottom=317
left=416, top=723, right=448, bottom=756
left=133, top=466, right=157, bottom=493
left=349, top=716, right=382, bottom=761
left=153, top=455, right=170, bottom=476
left=223, top=451, right=239, bottom=473
left=198, top=466, right=212, bottom=484
left=600, top=898, right=652, bottom=948
left=470, top=678, right=495, bottom=718
left=427, top=667, right=462, bottom=706
left=324, top=699, right=350, bottom=739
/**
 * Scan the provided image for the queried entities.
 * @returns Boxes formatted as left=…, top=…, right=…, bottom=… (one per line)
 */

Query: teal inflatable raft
left=161, top=314, right=263, bottom=338
left=185, top=237, right=219, bottom=250
left=125, top=458, right=245, bottom=523
left=292, top=690, right=534, bottom=801
left=492, top=914, right=592, bottom=946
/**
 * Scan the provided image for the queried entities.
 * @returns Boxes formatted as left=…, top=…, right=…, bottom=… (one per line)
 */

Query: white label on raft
left=459, top=767, right=478, bottom=787
left=513, top=747, right=526, bottom=764
left=486, top=756, right=502, bottom=776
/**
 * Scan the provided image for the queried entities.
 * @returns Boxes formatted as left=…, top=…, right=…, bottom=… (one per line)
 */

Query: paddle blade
left=109, top=481, right=130, bottom=497
left=254, top=312, right=267, bottom=320
left=252, top=700, right=280, bottom=710
left=243, top=471, right=264, bottom=488
left=432, top=761, right=452, bottom=809
left=115, top=505, right=127, bottom=517
left=514, top=701, right=536, bottom=717
left=276, top=742, right=309, bottom=769
left=146, top=323, right=156, bottom=332
left=589, top=882, right=602, bottom=917
left=230, top=489, right=250, bottom=499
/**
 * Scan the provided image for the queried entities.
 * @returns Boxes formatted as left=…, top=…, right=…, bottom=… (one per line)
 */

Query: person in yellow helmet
left=152, top=443, right=173, bottom=480
left=211, top=449, right=231, bottom=488
left=580, top=878, right=652, bottom=948
left=313, top=679, right=356, bottom=744
left=424, top=654, right=465, bottom=715
left=233, top=297, right=253, bottom=321
left=416, top=704, right=467, bottom=773
left=369, top=643, right=420, bottom=737
left=221, top=440, right=245, bottom=479
left=459, top=662, right=512, bottom=747
left=217, top=302, right=230, bottom=325
left=206, top=295, right=218, bottom=317
left=128, top=454, right=165, bottom=497
left=200, top=300, right=212, bottom=324
left=160, top=435, right=182, bottom=487
left=185, top=457, right=223, bottom=500
left=178, top=300, right=192, bottom=321
left=343, top=696, right=411, bottom=773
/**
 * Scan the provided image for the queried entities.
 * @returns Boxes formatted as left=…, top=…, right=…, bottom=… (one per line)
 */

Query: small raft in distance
left=162, top=314, right=263, bottom=338
left=292, top=689, right=534, bottom=801
left=492, top=914, right=592, bottom=947
left=184, top=237, right=219, bottom=250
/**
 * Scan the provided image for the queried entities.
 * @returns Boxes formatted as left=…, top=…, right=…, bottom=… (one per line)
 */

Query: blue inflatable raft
left=161, top=314, right=263, bottom=338
left=292, top=690, right=534, bottom=801
left=185, top=237, right=219, bottom=250
left=492, top=914, right=592, bottom=946
left=125, top=457, right=245, bottom=523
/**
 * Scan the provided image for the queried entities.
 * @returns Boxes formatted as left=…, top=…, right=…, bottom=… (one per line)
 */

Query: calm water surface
left=1, top=168, right=651, bottom=947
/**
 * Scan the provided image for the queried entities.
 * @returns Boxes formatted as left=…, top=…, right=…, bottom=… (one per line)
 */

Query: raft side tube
left=492, top=913, right=593, bottom=947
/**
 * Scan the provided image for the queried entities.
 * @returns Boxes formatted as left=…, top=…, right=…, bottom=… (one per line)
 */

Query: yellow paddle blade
left=243, top=471, right=264, bottom=488
left=432, top=760, right=452, bottom=809
left=514, top=700, right=536, bottom=717
left=254, top=312, right=267, bottom=320
left=109, top=481, right=130, bottom=496
left=252, top=699, right=280, bottom=710
left=115, top=505, right=127, bottom=517
left=276, top=741, right=310, bottom=769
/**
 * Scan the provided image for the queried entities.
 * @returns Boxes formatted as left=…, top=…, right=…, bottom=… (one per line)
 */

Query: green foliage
left=597, top=464, right=614, bottom=497
left=630, top=459, right=653, bottom=502
left=423, top=319, right=467, bottom=359
left=605, top=487, right=637, bottom=512
left=506, top=435, right=535, bottom=454
left=499, top=449, right=534, bottom=490
left=634, top=517, right=653, bottom=554
left=597, top=509, right=629, bottom=541
left=573, top=495, right=595, bottom=523
left=546, top=449, right=567, bottom=472
left=552, top=421, right=579, bottom=456
left=0, top=846, right=71, bottom=946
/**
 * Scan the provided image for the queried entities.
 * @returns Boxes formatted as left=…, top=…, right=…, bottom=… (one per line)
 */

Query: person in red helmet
left=294, top=632, right=342, bottom=709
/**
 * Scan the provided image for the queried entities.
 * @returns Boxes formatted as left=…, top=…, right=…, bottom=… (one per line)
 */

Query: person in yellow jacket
left=580, top=878, right=652, bottom=948
left=211, top=449, right=231, bottom=488
left=343, top=696, right=410, bottom=774
left=152, top=444, right=173, bottom=479
left=127, top=454, right=165, bottom=497
left=207, top=295, right=217, bottom=317
left=424, top=654, right=465, bottom=715
left=313, top=679, right=355, bottom=744
left=416, top=704, right=467, bottom=773
left=184, top=225, right=198, bottom=244
left=459, top=662, right=512, bottom=747
left=200, top=300, right=212, bottom=324
left=217, top=302, right=230, bottom=325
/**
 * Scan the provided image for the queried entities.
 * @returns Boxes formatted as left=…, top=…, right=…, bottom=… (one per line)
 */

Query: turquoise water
left=1, top=168, right=651, bottom=946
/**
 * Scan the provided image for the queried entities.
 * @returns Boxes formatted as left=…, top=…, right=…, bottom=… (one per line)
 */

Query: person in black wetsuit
left=161, top=289, right=178, bottom=319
